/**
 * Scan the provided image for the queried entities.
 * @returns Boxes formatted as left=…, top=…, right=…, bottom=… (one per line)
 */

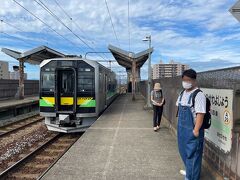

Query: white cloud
left=0, top=0, right=240, bottom=80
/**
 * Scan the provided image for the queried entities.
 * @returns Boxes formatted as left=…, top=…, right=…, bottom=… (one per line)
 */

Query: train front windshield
left=42, top=72, right=55, bottom=92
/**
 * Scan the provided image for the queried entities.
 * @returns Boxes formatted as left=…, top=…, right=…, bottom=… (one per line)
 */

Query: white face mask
left=182, top=81, right=192, bottom=89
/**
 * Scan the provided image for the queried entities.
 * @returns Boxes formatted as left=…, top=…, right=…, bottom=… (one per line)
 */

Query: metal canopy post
left=108, top=44, right=154, bottom=101
left=18, top=58, right=24, bottom=99
left=147, top=37, right=152, bottom=108
left=1, top=46, right=66, bottom=100
left=142, top=35, right=152, bottom=108
left=132, top=60, right=136, bottom=101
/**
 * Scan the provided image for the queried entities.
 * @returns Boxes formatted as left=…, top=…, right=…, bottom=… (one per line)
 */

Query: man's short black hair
left=182, top=69, right=197, bottom=79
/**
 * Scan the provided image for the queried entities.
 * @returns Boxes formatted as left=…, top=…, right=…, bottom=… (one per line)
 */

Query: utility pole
left=143, top=35, right=152, bottom=108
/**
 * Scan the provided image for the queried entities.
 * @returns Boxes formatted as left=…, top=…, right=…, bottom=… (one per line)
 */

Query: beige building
left=152, top=60, right=189, bottom=79
left=9, top=71, right=27, bottom=80
left=0, top=61, right=10, bottom=79
left=8, top=65, right=27, bottom=80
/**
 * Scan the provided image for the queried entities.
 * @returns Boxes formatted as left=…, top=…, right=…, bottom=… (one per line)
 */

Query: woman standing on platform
left=151, top=83, right=165, bottom=131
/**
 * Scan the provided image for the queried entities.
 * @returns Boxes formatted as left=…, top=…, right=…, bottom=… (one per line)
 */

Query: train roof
left=40, top=57, right=114, bottom=74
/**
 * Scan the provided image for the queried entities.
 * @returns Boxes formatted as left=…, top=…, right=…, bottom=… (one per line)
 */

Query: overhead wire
left=128, top=0, right=130, bottom=52
left=12, top=0, right=85, bottom=53
left=0, top=19, right=51, bottom=46
left=34, top=0, right=106, bottom=60
left=104, top=0, right=121, bottom=47
left=1, top=19, right=25, bottom=33
left=52, top=0, right=109, bottom=60
left=1, top=31, right=35, bottom=47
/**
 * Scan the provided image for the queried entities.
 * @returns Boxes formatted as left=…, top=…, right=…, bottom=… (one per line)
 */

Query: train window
left=42, top=72, right=55, bottom=92
left=61, top=61, right=73, bottom=66
left=40, top=60, right=57, bottom=92
left=79, top=78, right=93, bottom=85
left=60, top=71, right=74, bottom=94
left=79, top=68, right=92, bottom=72
left=78, top=71, right=94, bottom=92
left=77, top=61, right=95, bottom=93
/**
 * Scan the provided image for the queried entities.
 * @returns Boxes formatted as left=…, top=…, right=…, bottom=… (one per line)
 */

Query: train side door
left=56, top=68, right=76, bottom=112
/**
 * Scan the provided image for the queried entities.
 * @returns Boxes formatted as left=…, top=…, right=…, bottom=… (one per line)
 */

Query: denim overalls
left=178, top=92, right=204, bottom=180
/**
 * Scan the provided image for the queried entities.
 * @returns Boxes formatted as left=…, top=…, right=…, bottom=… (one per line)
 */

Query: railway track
left=0, top=115, right=44, bottom=137
left=0, top=132, right=82, bottom=180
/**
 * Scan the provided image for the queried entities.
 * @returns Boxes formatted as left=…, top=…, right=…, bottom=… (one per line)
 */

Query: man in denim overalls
left=176, top=69, right=206, bottom=180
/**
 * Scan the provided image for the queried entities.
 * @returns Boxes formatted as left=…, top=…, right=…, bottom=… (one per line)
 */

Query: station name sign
left=202, top=88, right=233, bottom=153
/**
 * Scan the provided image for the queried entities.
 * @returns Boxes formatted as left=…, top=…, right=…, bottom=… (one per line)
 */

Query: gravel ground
left=0, top=123, right=55, bottom=172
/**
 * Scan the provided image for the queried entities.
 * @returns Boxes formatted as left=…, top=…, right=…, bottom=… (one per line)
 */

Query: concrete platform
left=41, top=94, right=211, bottom=180
left=0, top=96, right=38, bottom=111
left=0, top=96, right=39, bottom=121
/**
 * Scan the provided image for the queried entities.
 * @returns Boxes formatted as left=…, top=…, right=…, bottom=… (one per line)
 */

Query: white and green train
left=40, top=58, right=118, bottom=133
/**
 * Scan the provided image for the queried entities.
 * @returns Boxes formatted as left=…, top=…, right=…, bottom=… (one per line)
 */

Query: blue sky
left=1, top=0, right=240, bottom=80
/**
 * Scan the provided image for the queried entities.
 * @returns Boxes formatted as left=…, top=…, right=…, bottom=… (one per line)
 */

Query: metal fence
left=0, top=79, right=39, bottom=99
left=197, top=66, right=240, bottom=89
